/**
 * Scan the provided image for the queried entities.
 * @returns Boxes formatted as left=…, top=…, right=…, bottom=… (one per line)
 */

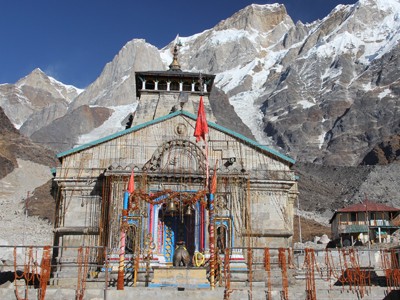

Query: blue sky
left=0, top=0, right=357, bottom=88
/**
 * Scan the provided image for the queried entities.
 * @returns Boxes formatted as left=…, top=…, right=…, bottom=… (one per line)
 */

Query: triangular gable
left=57, top=110, right=295, bottom=165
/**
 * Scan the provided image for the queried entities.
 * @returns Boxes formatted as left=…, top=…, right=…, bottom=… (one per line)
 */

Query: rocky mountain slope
left=0, top=108, right=56, bottom=249
left=0, top=106, right=58, bottom=179
left=0, top=0, right=400, bottom=246
left=171, top=0, right=400, bottom=166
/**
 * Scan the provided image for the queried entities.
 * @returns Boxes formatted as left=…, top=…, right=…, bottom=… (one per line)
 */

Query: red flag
left=194, top=96, right=208, bottom=142
left=127, top=169, right=135, bottom=194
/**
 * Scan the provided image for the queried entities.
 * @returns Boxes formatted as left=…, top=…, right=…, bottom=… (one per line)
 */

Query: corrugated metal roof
left=337, top=200, right=400, bottom=213
left=330, top=200, right=400, bottom=224
left=56, top=110, right=295, bottom=165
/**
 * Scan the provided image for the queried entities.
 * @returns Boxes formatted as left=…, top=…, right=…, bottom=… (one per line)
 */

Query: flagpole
left=117, top=191, right=129, bottom=290
left=209, top=161, right=218, bottom=290
left=209, top=192, right=215, bottom=290
left=194, top=84, right=215, bottom=289
left=117, top=170, right=135, bottom=290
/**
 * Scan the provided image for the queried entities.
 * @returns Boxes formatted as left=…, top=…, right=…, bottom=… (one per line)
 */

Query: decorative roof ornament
left=169, top=34, right=182, bottom=71
left=198, top=73, right=204, bottom=95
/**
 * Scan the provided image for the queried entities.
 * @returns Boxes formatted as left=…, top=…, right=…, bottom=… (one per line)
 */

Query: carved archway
left=143, top=139, right=206, bottom=174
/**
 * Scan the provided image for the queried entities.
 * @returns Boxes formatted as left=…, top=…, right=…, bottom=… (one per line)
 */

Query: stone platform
left=149, top=267, right=210, bottom=289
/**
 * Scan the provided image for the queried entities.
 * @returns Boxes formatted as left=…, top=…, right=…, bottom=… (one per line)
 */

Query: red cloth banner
left=194, top=96, right=209, bottom=142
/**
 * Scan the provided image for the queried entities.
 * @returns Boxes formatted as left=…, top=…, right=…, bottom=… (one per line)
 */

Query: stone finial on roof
left=169, top=36, right=182, bottom=71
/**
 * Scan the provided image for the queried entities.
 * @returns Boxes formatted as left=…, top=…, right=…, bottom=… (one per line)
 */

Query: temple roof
left=135, top=70, right=215, bottom=80
left=57, top=110, right=295, bottom=165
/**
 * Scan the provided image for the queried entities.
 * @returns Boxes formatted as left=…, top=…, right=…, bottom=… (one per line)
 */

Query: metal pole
left=104, top=247, right=108, bottom=300
left=364, top=196, right=372, bottom=267
left=117, top=191, right=129, bottom=290
left=209, top=192, right=215, bottom=290
left=297, top=196, right=302, bottom=244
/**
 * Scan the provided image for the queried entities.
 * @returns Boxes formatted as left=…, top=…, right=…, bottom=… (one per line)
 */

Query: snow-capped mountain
left=168, top=0, right=400, bottom=165
left=1, top=0, right=400, bottom=167
left=0, top=68, right=83, bottom=134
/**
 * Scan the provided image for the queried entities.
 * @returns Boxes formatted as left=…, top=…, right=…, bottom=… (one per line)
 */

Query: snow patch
left=251, top=3, right=282, bottom=11
left=209, top=29, right=249, bottom=45
left=318, top=132, right=326, bottom=149
left=378, top=88, right=392, bottom=99
left=228, top=91, right=272, bottom=146
left=360, top=0, right=400, bottom=12
left=160, top=49, right=173, bottom=67
left=362, top=82, right=373, bottom=91
left=297, top=100, right=316, bottom=109
left=49, top=76, right=84, bottom=96
left=77, top=104, right=138, bottom=146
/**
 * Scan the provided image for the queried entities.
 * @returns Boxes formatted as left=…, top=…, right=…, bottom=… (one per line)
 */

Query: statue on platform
left=173, top=241, right=190, bottom=267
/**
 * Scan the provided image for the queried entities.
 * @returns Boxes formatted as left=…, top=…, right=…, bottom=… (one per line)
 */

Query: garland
left=264, top=248, right=272, bottom=300
left=278, top=248, right=289, bottom=300
left=128, top=189, right=207, bottom=212
left=304, top=248, right=317, bottom=300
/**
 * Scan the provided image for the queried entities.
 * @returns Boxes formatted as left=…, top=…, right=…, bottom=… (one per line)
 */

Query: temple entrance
left=160, top=207, right=196, bottom=263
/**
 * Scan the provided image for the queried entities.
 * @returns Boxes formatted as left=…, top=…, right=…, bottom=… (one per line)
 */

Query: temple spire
left=169, top=35, right=182, bottom=71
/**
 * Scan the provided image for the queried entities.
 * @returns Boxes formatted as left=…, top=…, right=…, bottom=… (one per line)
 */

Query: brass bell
left=167, top=200, right=177, bottom=213
left=185, top=205, right=192, bottom=216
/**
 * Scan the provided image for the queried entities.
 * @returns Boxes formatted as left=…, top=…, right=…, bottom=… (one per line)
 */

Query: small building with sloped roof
left=330, top=200, right=400, bottom=246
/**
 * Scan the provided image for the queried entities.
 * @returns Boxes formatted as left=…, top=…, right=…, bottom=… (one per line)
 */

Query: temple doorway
left=160, top=207, right=196, bottom=263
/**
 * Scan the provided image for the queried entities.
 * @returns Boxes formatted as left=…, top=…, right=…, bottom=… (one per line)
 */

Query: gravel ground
left=0, top=160, right=53, bottom=263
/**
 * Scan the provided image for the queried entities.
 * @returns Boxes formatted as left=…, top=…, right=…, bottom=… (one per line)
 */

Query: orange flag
left=210, top=161, right=218, bottom=194
left=127, top=169, right=135, bottom=194
left=194, top=96, right=209, bottom=142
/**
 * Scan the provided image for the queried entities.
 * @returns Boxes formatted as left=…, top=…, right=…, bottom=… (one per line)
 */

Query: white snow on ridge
left=49, top=76, right=84, bottom=96
left=297, top=100, right=316, bottom=109
left=360, top=0, right=400, bottom=11
left=77, top=104, right=137, bottom=146
left=378, top=88, right=392, bottom=99
left=216, top=48, right=285, bottom=95
left=159, top=31, right=209, bottom=67
left=362, top=82, right=373, bottom=91
left=179, top=31, right=209, bottom=50
left=252, top=50, right=287, bottom=88
left=209, top=29, right=250, bottom=45
left=160, top=49, right=172, bottom=67
left=318, top=132, right=326, bottom=149
left=228, top=91, right=272, bottom=146
left=250, top=3, right=282, bottom=11
left=305, top=0, right=400, bottom=64
left=216, top=62, right=255, bottom=92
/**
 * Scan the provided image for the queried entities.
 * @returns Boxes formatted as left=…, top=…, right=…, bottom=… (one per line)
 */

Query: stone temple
left=52, top=45, right=298, bottom=286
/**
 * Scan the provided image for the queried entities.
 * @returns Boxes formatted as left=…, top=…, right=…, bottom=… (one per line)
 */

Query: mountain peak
left=32, top=67, right=45, bottom=74
left=16, top=68, right=50, bottom=88
left=215, top=3, right=293, bottom=32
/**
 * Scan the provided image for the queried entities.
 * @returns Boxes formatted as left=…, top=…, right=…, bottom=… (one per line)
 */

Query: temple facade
left=52, top=49, right=298, bottom=275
